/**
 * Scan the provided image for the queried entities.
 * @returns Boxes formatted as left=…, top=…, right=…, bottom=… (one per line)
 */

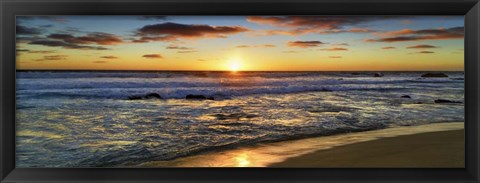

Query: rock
left=451, top=78, right=464, bottom=80
left=186, top=94, right=214, bottom=100
left=434, top=99, right=462, bottom=104
left=145, top=93, right=162, bottom=99
left=128, top=95, right=143, bottom=100
left=421, top=73, right=448, bottom=77
left=401, top=95, right=411, bottom=98
left=374, top=72, right=384, bottom=77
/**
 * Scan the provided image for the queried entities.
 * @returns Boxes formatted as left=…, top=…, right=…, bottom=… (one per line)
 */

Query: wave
left=16, top=76, right=463, bottom=99
left=16, top=71, right=464, bottom=79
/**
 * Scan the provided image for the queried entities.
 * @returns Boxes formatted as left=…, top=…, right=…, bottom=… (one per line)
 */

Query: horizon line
left=16, top=69, right=465, bottom=72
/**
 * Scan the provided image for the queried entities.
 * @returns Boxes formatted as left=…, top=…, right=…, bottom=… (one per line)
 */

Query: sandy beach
left=139, top=122, right=464, bottom=168
left=271, top=129, right=464, bottom=168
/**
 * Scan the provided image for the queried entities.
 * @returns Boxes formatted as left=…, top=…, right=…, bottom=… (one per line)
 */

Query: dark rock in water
left=351, top=73, right=361, bottom=75
left=451, top=78, right=464, bottom=80
left=321, top=88, right=333, bottom=92
left=145, top=93, right=162, bottom=99
left=421, top=73, right=448, bottom=77
left=401, top=95, right=411, bottom=98
left=434, top=99, right=462, bottom=104
left=374, top=72, right=384, bottom=77
left=128, top=95, right=143, bottom=100
left=186, top=94, right=214, bottom=100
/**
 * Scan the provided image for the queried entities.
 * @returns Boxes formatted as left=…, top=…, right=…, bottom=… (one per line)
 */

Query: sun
left=228, top=59, right=242, bottom=72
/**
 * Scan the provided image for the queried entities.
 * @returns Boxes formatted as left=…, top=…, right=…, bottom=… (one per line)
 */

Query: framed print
left=1, top=0, right=479, bottom=182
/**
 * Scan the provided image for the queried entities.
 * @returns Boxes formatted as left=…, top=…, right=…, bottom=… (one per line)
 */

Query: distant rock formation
left=128, top=95, right=143, bottom=100
left=145, top=93, right=162, bottom=99
left=186, top=94, right=214, bottom=100
left=421, top=73, right=448, bottom=77
left=128, top=93, right=162, bottom=100
left=434, top=99, right=462, bottom=104
left=374, top=72, right=384, bottom=77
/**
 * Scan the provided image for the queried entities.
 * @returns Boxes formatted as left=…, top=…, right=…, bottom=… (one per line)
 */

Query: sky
left=16, top=16, right=464, bottom=71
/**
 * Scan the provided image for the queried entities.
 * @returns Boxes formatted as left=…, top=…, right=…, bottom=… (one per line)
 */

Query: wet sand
left=139, top=122, right=464, bottom=167
left=271, top=129, right=464, bottom=168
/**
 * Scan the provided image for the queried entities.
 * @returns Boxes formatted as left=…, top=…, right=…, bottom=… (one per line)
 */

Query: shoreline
left=138, top=122, right=464, bottom=167
left=271, top=129, right=464, bottom=168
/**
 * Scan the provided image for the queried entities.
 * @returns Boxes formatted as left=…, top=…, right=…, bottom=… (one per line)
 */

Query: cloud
left=142, top=54, right=162, bottom=59
left=17, top=49, right=56, bottom=54
left=413, top=51, right=435, bottom=54
left=347, top=28, right=374, bottom=33
left=166, top=45, right=197, bottom=53
left=251, top=27, right=373, bottom=36
left=366, top=27, right=464, bottom=42
left=92, top=61, right=108, bottom=64
left=29, top=39, right=109, bottom=50
left=34, top=55, right=68, bottom=61
left=16, top=49, right=30, bottom=52
left=100, top=56, right=118, bottom=59
left=283, top=51, right=299, bottom=53
left=333, top=43, right=349, bottom=46
left=16, top=25, right=43, bottom=35
left=134, top=22, right=249, bottom=42
left=287, top=41, right=325, bottom=48
left=246, top=16, right=403, bottom=36
left=40, top=24, right=54, bottom=28
left=247, top=16, right=395, bottom=29
left=22, top=32, right=122, bottom=50
left=177, top=50, right=197, bottom=53
left=48, top=32, right=123, bottom=45
left=263, top=44, right=276, bottom=47
left=236, top=45, right=250, bottom=48
left=320, top=47, right=348, bottom=51
left=132, top=36, right=175, bottom=43
left=166, top=45, right=193, bottom=50
left=329, top=56, right=342, bottom=58
left=382, top=46, right=396, bottom=49
left=236, top=44, right=276, bottom=48
left=406, top=44, right=439, bottom=49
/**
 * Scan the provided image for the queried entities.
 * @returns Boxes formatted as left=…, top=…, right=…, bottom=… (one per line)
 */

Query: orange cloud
left=320, top=47, right=348, bottom=51
left=287, top=41, right=325, bottom=48
left=34, top=55, right=68, bottom=61
left=418, top=51, right=435, bottom=54
left=142, top=54, right=162, bottom=59
left=100, top=56, right=118, bottom=59
left=382, top=46, right=396, bottom=49
left=236, top=44, right=276, bottom=48
left=92, top=61, right=108, bottom=64
left=406, top=44, right=439, bottom=49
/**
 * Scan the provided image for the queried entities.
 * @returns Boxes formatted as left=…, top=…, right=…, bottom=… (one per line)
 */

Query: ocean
left=15, top=71, right=464, bottom=167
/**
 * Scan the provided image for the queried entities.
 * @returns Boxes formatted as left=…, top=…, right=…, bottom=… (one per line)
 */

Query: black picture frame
left=1, top=0, right=479, bottom=182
